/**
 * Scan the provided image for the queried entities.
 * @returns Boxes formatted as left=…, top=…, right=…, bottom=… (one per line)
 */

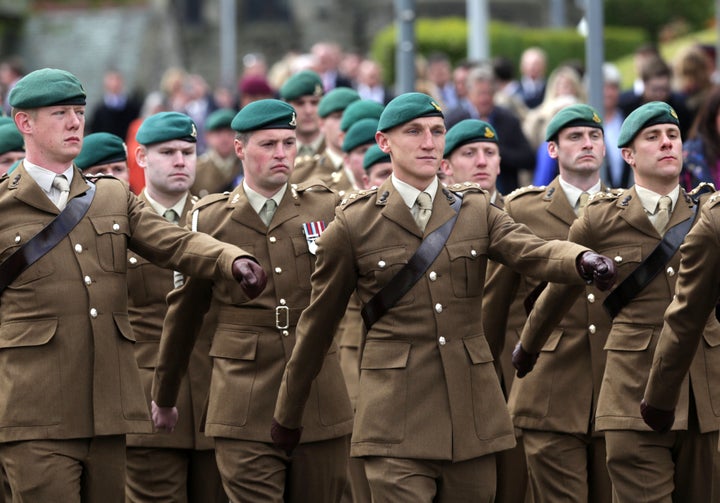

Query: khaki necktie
left=163, top=209, right=179, bottom=224
left=52, top=174, right=70, bottom=210
left=414, top=192, right=432, bottom=232
left=577, top=191, right=590, bottom=217
left=653, top=195, right=672, bottom=234
left=260, top=199, right=277, bottom=226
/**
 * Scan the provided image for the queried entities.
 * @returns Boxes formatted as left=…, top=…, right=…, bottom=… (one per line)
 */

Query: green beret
left=279, top=70, right=324, bottom=101
left=545, top=103, right=604, bottom=142
left=318, top=88, right=361, bottom=118
left=9, top=68, right=86, bottom=109
left=75, top=132, right=127, bottom=171
left=617, top=101, right=680, bottom=148
left=205, top=108, right=237, bottom=131
left=378, top=92, right=444, bottom=132
left=231, top=99, right=296, bottom=132
left=444, top=119, right=499, bottom=157
left=340, top=99, right=385, bottom=133
left=342, top=118, right=379, bottom=153
left=363, top=144, right=391, bottom=172
left=0, top=123, right=23, bottom=155
left=136, top=112, right=197, bottom=145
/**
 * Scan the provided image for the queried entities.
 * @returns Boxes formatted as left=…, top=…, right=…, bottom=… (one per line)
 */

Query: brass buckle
left=275, top=305, right=290, bottom=330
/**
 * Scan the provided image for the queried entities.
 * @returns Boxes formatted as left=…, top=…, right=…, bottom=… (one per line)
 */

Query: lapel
left=666, top=188, right=694, bottom=230
left=10, top=163, right=63, bottom=214
left=424, top=186, right=459, bottom=235
left=180, top=194, right=195, bottom=220
left=268, top=186, right=300, bottom=232
left=377, top=180, right=423, bottom=238
left=230, top=184, right=267, bottom=234
left=544, top=178, right=576, bottom=227
left=618, top=186, right=661, bottom=239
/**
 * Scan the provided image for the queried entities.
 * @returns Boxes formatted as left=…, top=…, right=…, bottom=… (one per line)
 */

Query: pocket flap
left=89, top=215, right=130, bottom=236
left=446, top=239, right=487, bottom=261
left=598, top=246, right=643, bottom=265
left=360, top=340, right=411, bottom=369
left=604, top=324, right=654, bottom=351
left=209, top=326, right=259, bottom=360
left=357, top=246, right=408, bottom=272
left=463, top=335, right=493, bottom=364
left=541, top=328, right=564, bottom=352
left=113, top=313, right=136, bottom=342
left=0, top=318, right=57, bottom=348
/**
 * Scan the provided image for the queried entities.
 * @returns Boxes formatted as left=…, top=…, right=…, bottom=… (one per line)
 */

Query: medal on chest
left=302, top=220, right=326, bottom=255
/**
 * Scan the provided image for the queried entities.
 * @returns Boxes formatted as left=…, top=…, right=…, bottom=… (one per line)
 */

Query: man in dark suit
left=445, top=65, right=535, bottom=194
left=87, top=69, right=141, bottom=139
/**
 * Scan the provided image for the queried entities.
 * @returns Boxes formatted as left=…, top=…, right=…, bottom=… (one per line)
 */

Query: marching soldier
left=280, top=70, right=325, bottom=159
left=513, top=101, right=720, bottom=502
left=125, top=112, right=226, bottom=502
left=152, top=99, right=352, bottom=502
left=484, top=105, right=613, bottom=503
left=270, top=92, right=617, bottom=502
left=191, top=108, right=243, bottom=197
left=0, top=121, right=24, bottom=176
left=74, top=132, right=130, bottom=184
left=0, top=68, right=265, bottom=501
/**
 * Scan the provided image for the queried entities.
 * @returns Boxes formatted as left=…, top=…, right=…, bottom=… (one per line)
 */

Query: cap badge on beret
left=431, top=101, right=442, bottom=112
left=314, top=84, right=323, bottom=97
left=290, top=113, right=297, bottom=127
left=191, top=123, right=198, bottom=139
left=483, top=127, right=495, bottom=139
left=592, top=113, right=602, bottom=123
left=670, top=108, right=678, bottom=119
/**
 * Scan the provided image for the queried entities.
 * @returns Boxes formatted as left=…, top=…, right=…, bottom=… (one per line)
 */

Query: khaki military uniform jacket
left=645, top=193, right=720, bottom=419
left=520, top=186, right=720, bottom=433
left=191, top=151, right=243, bottom=198
left=291, top=153, right=354, bottom=197
left=154, top=182, right=353, bottom=443
left=274, top=178, right=590, bottom=462
left=483, top=178, right=612, bottom=435
left=0, top=164, right=251, bottom=443
left=126, top=193, right=214, bottom=450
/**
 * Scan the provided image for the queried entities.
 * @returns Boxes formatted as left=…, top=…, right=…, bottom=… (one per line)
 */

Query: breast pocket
left=357, top=247, right=412, bottom=304
left=598, top=246, right=643, bottom=281
left=0, top=222, right=55, bottom=285
left=447, top=238, right=487, bottom=298
left=90, top=215, right=130, bottom=273
left=291, top=235, right=314, bottom=291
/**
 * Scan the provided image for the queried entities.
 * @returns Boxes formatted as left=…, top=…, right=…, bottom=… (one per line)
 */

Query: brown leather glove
left=640, top=399, right=675, bottom=433
left=512, top=341, right=539, bottom=378
left=271, top=418, right=303, bottom=456
left=576, top=251, right=617, bottom=291
left=232, top=258, right=267, bottom=299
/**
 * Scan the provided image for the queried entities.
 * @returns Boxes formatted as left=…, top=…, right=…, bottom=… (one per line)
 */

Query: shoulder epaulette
left=447, top=181, right=485, bottom=194
left=707, top=191, right=720, bottom=207
left=192, top=192, right=228, bottom=211
left=505, top=184, right=546, bottom=202
left=291, top=181, right=332, bottom=196
left=294, top=153, right=321, bottom=166
left=587, top=189, right=623, bottom=205
left=689, top=182, right=716, bottom=200
left=190, top=194, right=199, bottom=204
left=340, top=187, right=377, bottom=207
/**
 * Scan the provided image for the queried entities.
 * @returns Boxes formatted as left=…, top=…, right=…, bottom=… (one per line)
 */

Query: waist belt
left=0, top=180, right=96, bottom=296
left=217, top=306, right=304, bottom=329
left=361, top=191, right=463, bottom=329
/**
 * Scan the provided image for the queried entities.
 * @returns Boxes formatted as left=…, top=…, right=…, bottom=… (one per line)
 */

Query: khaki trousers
left=523, top=429, right=611, bottom=503
left=0, top=435, right=125, bottom=503
left=605, top=428, right=720, bottom=503
left=214, top=436, right=349, bottom=503
left=125, top=446, right=226, bottom=503
left=363, top=454, right=496, bottom=503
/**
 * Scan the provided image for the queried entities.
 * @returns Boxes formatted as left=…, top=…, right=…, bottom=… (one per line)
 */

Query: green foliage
left=371, top=18, right=647, bottom=86
left=604, top=0, right=713, bottom=42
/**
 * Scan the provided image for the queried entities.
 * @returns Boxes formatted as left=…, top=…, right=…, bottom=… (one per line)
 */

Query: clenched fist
left=232, top=258, right=267, bottom=299
left=512, top=342, right=539, bottom=378
left=576, top=251, right=617, bottom=291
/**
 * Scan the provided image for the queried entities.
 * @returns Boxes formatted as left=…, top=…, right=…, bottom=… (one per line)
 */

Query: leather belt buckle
left=275, top=305, right=290, bottom=330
